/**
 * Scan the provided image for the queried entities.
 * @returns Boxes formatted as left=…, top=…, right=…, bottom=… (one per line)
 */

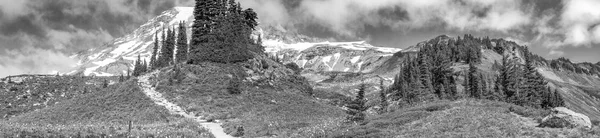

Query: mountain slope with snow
left=68, top=7, right=401, bottom=76
left=69, top=7, right=194, bottom=76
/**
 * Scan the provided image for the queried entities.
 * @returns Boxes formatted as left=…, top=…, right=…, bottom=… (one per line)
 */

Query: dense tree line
left=137, top=0, right=261, bottom=77
left=494, top=47, right=565, bottom=108
left=188, top=0, right=261, bottom=64
left=388, top=35, right=460, bottom=104
left=132, top=55, right=148, bottom=77
left=386, top=35, right=565, bottom=109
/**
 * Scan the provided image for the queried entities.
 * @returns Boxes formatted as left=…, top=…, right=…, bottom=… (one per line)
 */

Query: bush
left=285, top=63, right=302, bottom=74
left=227, top=78, right=242, bottom=94
left=592, top=120, right=600, bottom=126
left=509, top=105, right=550, bottom=118
left=538, top=116, right=575, bottom=128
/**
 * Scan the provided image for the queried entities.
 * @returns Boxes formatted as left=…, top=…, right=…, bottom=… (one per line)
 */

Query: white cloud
left=238, top=0, right=290, bottom=25
left=549, top=50, right=565, bottom=57
left=558, top=0, right=600, bottom=46
left=293, top=0, right=533, bottom=36
left=0, top=47, right=76, bottom=78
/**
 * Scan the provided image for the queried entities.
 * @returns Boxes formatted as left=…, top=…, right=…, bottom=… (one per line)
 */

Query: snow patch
left=171, top=7, right=194, bottom=24
left=263, top=40, right=401, bottom=53
left=322, top=55, right=332, bottom=63
left=357, top=62, right=364, bottom=72
left=537, top=68, right=564, bottom=83
left=351, top=56, right=361, bottom=64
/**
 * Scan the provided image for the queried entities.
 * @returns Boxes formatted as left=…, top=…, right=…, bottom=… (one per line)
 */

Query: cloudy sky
left=0, top=0, right=599, bottom=77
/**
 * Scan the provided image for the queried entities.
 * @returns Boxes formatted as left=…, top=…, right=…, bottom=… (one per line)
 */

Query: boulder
left=539, top=107, right=592, bottom=128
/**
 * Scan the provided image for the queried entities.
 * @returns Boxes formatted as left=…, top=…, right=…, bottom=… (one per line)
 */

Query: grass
left=316, top=99, right=600, bottom=138
left=150, top=60, right=347, bottom=137
left=0, top=118, right=213, bottom=137
left=0, top=80, right=215, bottom=137
left=0, top=75, right=111, bottom=119
left=10, top=81, right=173, bottom=124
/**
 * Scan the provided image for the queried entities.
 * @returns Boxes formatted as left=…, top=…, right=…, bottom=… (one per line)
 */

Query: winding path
left=138, top=72, right=235, bottom=138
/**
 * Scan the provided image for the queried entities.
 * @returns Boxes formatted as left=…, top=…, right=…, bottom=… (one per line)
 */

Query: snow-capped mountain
left=68, top=7, right=194, bottom=76
left=68, top=7, right=401, bottom=76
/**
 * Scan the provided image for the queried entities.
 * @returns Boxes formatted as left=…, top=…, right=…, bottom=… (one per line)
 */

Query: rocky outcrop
left=539, top=107, right=592, bottom=128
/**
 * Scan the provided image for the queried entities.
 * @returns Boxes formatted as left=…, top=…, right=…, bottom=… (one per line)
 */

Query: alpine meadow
left=1, top=0, right=600, bottom=137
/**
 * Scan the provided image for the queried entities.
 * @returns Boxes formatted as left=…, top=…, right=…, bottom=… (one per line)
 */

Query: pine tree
left=417, top=51, right=436, bottom=101
left=151, top=31, right=160, bottom=69
left=189, top=0, right=254, bottom=64
left=142, top=60, right=147, bottom=73
left=492, top=74, right=506, bottom=101
left=159, top=27, right=176, bottom=67
left=479, top=73, right=488, bottom=99
left=133, top=55, right=142, bottom=77
left=519, top=47, right=547, bottom=108
left=119, top=74, right=125, bottom=82
left=189, top=0, right=212, bottom=64
left=243, top=8, right=258, bottom=30
left=176, top=21, right=189, bottom=63
left=498, top=53, right=518, bottom=102
left=553, top=89, right=565, bottom=107
left=346, top=84, right=367, bottom=122
left=467, top=49, right=481, bottom=98
left=102, top=79, right=109, bottom=88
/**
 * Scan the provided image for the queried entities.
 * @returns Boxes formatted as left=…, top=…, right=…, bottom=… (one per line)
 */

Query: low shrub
left=508, top=105, right=550, bottom=118
left=592, top=120, right=600, bottom=126
left=405, top=101, right=453, bottom=112
left=538, top=116, right=575, bottom=128
left=285, top=63, right=302, bottom=74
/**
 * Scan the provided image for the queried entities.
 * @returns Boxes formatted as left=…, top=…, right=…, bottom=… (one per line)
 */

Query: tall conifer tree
left=176, top=21, right=189, bottom=63
left=151, top=31, right=159, bottom=69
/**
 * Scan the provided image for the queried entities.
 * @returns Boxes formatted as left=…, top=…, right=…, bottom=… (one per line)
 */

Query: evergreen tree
left=498, top=53, right=518, bottom=102
left=189, top=0, right=253, bottom=64
left=346, top=84, right=367, bottom=122
left=102, top=79, right=109, bottom=88
left=491, top=74, right=506, bottom=101
left=479, top=73, right=488, bottom=99
left=243, top=8, right=258, bottom=30
left=467, top=49, right=481, bottom=98
left=119, top=74, right=125, bottom=82
left=151, top=31, right=159, bottom=69
left=553, top=89, right=565, bottom=107
left=142, top=60, right=147, bottom=73
left=417, top=51, right=436, bottom=101
left=519, top=47, right=547, bottom=108
left=176, top=21, right=189, bottom=63
left=159, top=27, right=176, bottom=67
left=189, top=0, right=212, bottom=64
left=133, top=55, right=142, bottom=77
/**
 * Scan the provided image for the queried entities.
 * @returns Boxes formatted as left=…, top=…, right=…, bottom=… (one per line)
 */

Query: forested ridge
left=386, top=35, right=565, bottom=110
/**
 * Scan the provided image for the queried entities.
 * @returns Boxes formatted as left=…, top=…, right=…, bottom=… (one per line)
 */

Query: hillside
left=2, top=79, right=214, bottom=137
left=146, top=54, right=347, bottom=137
left=293, top=35, right=600, bottom=122
left=325, top=99, right=599, bottom=137
left=0, top=75, right=113, bottom=119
